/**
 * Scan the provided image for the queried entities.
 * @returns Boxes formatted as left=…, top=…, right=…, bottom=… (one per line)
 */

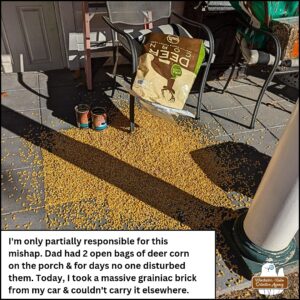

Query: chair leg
left=195, top=73, right=207, bottom=120
left=222, top=45, right=240, bottom=94
left=129, top=49, right=138, bottom=133
left=249, top=29, right=281, bottom=129
left=250, top=37, right=280, bottom=129
left=194, top=24, right=214, bottom=120
left=129, top=94, right=135, bottom=133
left=250, top=70, right=276, bottom=129
left=111, top=45, right=119, bottom=98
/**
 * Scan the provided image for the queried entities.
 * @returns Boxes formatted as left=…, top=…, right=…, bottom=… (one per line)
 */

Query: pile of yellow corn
left=40, top=101, right=236, bottom=230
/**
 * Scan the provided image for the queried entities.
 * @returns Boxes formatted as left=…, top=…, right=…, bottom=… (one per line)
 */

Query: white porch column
left=243, top=101, right=299, bottom=252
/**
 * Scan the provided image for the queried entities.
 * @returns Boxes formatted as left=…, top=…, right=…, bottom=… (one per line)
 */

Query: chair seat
left=238, top=33, right=299, bottom=67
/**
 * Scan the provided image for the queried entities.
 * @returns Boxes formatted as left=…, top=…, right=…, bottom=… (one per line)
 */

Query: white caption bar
left=1, top=231, right=215, bottom=299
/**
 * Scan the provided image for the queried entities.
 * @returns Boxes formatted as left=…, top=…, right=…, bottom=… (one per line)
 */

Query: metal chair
left=222, top=16, right=299, bottom=129
left=103, top=1, right=214, bottom=132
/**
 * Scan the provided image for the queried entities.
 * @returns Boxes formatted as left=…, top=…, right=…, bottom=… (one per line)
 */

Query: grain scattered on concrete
left=40, top=102, right=236, bottom=230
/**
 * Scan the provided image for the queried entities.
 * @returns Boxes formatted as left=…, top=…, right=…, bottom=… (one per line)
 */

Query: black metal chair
left=103, top=1, right=214, bottom=132
left=222, top=16, right=299, bottom=129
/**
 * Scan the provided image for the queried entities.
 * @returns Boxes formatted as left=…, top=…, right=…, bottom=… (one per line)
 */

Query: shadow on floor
left=17, top=68, right=133, bottom=133
left=205, top=68, right=298, bottom=118
left=191, top=142, right=273, bottom=279
left=245, top=67, right=299, bottom=103
left=191, top=142, right=270, bottom=199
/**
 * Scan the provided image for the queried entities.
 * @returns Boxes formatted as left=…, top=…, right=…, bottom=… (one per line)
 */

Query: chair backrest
left=106, top=1, right=171, bottom=25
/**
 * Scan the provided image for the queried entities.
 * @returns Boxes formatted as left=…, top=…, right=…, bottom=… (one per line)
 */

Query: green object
left=171, top=64, right=182, bottom=79
left=194, top=42, right=206, bottom=75
left=233, top=212, right=297, bottom=265
left=230, top=1, right=299, bottom=49
left=221, top=212, right=299, bottom=278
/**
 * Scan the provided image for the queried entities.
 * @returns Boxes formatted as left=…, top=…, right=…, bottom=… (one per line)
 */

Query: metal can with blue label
left=91, top=107, right=108, bottom=131
left=75, top=104, right=90, bottom=128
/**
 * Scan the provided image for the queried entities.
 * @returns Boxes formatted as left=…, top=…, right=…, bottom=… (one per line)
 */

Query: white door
left=1, top=1, right=65, bottom=72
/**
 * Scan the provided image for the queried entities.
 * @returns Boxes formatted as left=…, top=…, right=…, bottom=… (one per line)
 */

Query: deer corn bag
left=132, top=32, right=206, bottom=110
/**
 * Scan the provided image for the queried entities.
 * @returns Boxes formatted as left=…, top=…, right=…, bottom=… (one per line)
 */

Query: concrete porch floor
left=1, top=65, right=299, bottom=296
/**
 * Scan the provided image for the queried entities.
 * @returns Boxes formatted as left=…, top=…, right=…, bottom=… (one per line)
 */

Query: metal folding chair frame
left=222, top=17, right=297, bottom=129
left=103, top=11, right=214, bottom=133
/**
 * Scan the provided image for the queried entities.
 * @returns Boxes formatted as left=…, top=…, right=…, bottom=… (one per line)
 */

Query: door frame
left=53, top=1, right=69, bottom=69
left=55, top=1, right=80, bottom=70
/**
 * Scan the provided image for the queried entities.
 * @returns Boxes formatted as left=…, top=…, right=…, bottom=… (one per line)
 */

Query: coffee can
left=91, top=107, right=108, bottom=131
left=75, top=104, right=90, bottom=128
